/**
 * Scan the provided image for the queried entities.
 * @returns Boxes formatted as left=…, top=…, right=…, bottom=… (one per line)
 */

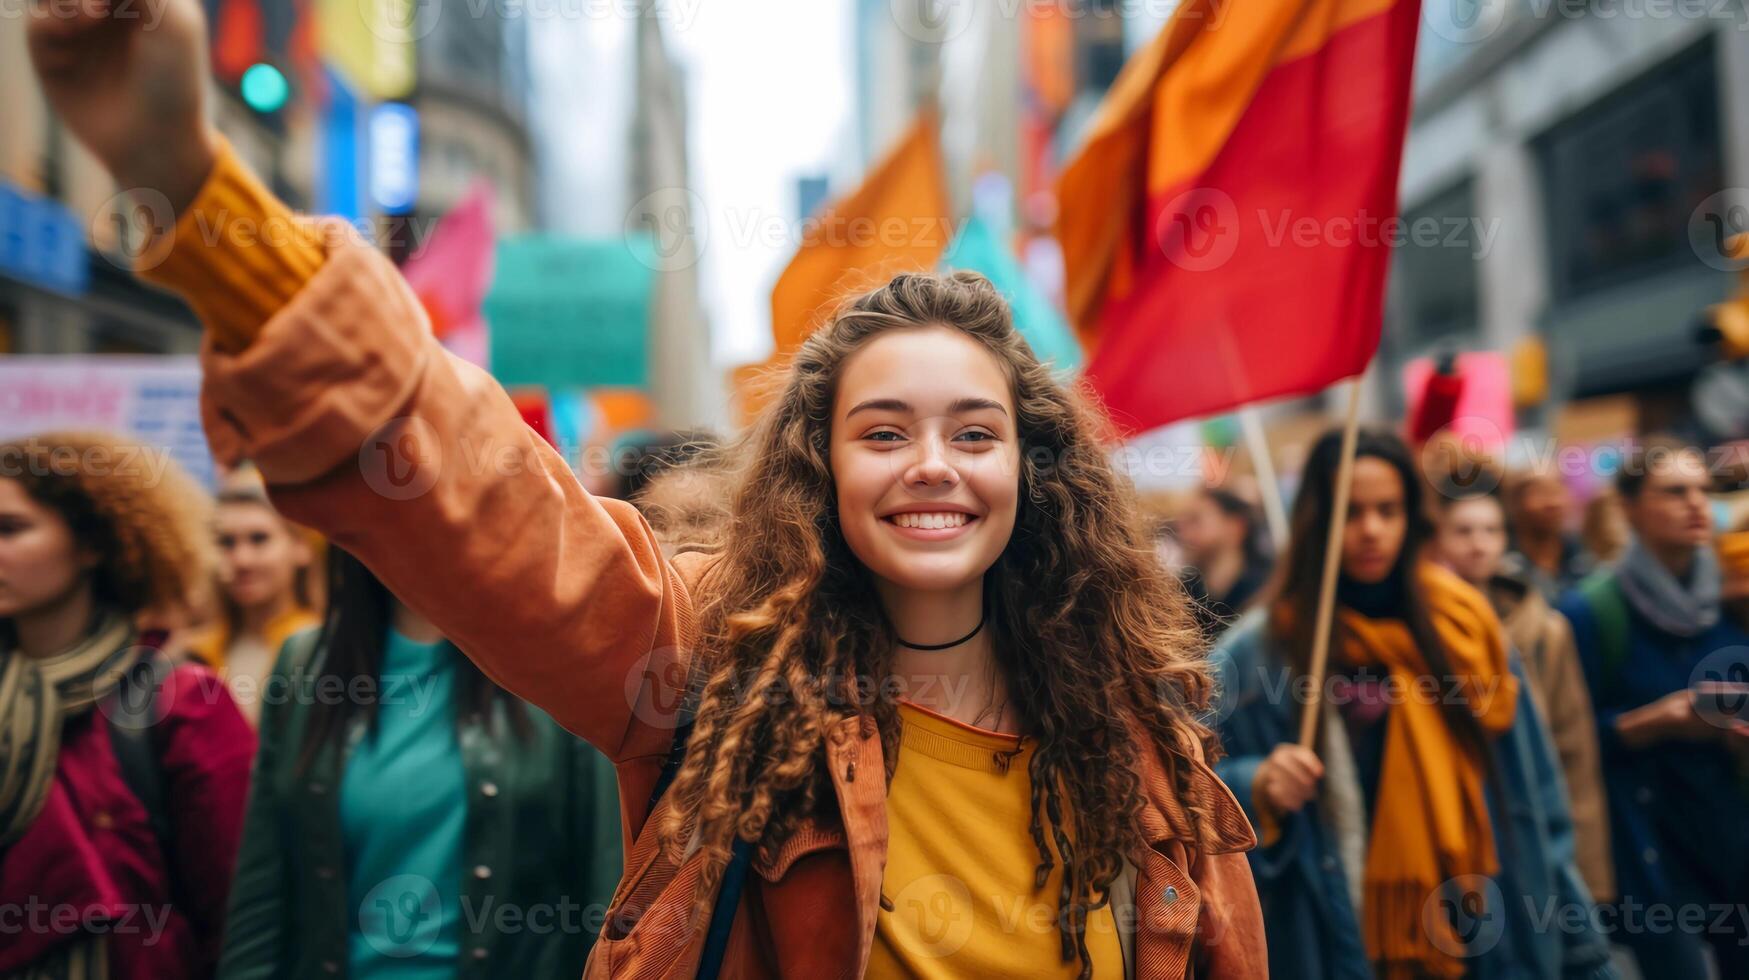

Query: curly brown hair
left=0, top=431, right=212, bottom=620
left=658, top=271, right=1218, bottom=976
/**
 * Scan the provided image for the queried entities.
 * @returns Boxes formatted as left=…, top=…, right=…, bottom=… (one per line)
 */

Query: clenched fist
left=27, top=0, right=218, bottom=216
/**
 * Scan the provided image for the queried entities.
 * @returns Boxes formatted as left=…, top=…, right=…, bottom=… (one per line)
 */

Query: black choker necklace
left=896, top=610, right=987, bottom=651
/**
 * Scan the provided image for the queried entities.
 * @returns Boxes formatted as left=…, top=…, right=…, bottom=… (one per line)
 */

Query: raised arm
left=28, top=0, right=698, bottom=789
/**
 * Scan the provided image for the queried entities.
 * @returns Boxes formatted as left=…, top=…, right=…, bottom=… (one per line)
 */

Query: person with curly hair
left=0, top=432, right=255, bottom=979
left=25, top=5, right=1267, bottom=974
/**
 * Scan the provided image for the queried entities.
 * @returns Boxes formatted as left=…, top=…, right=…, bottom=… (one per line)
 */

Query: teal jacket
left=218, top=630, right=623, bottom=980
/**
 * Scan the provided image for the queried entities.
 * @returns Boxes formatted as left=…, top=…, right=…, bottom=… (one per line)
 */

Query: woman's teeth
left=891, top=512, right=970, bottom=530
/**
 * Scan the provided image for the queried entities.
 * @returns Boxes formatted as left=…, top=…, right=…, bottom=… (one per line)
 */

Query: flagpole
left=1297, top=369, right=1367, bottom=749
left=1238, top=405, right=1287, bottom=549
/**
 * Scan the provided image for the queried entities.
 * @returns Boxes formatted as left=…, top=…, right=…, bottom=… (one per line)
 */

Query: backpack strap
left=1577, top=572, right=1630, bottom=699
left=644, top=671, right=752, bottom=980
left=105, top=644, right=176, bottom=864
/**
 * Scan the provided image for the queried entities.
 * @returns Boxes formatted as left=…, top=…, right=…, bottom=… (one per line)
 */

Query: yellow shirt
left=869, top=702, right=1123, bottom=979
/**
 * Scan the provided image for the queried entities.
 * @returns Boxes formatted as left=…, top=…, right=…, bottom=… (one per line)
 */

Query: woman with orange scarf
left=1208, top=428, right=1615, bottom=979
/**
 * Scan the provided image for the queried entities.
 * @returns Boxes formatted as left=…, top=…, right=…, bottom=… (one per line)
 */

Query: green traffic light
left=241, top=63, right=289, bottom=113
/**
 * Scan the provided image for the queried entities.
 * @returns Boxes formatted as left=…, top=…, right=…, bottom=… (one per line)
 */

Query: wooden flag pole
left=1238, top=405, right=1288, bottom=549
left=1296, top=372, right=1367, bottom=749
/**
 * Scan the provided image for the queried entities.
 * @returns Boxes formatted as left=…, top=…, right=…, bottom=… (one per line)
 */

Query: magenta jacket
left=0, top=661, right=255, bottom=980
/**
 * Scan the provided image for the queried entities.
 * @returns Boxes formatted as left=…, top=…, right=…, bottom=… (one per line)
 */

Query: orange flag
left=769, top=112, right=951, bottom=353
left=1058, top=0, right=1421, bottom=434
left=737, top=112, right=950, bottom=425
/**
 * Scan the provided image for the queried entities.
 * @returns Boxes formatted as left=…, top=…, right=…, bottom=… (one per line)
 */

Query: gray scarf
left=1615, top=536, right=1721, bottom=638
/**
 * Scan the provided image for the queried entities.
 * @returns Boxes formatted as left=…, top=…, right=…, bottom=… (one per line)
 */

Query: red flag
left=1058, top=0, right=1421, bottom=434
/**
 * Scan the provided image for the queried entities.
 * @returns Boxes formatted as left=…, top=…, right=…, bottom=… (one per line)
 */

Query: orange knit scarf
left=1334, top=562, right=1518, bottom=978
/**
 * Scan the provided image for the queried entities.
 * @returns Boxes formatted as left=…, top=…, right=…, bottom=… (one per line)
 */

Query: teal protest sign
left=941, top=215, right=1082, bottom=373
left=486, top=234, right=658, bottom=390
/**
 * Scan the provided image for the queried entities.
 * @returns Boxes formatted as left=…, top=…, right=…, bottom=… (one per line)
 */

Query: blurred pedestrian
left=1559, top=437, right=1749, bottom=977
left=188, top=476, right=320, bottom=727
left=219, top=549, right=622, bottom=979
left=1176, top=486, right=1273, bottom=640
left=628, top=452, right=733, bottom=558
left=1434, top=480, right=1615, bottom=903
left=0, top=432, right=254, bottom=979
left=1505, top=469, right=1595, bottom=602
left=1580, top=489, right=1630, bottom=566
left=1210, top=427, right=1613, bottom=979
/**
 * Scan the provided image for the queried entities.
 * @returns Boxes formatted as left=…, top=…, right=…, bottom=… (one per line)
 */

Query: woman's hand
left=1252, top=743, right=1324, bottom=818
left=27, top=0, right=218, bottom=215
left=1616, top=689, right=1726, bottom=748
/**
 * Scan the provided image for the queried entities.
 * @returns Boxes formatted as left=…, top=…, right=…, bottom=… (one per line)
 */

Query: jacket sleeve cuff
left=197, top=227, right=432, bottom=485
left=137, top=139, right=329, bottom=353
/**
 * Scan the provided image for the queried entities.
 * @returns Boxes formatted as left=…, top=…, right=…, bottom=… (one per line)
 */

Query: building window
left=1391, top=179, right=1481, bottom=348
left=1535, top=39, right=1722, bottom=301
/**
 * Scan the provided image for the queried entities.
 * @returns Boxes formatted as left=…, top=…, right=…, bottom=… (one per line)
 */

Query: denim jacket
left=1207, top=613, right=1616, bottom=980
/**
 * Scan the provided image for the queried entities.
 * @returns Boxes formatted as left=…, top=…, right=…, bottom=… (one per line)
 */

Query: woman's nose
left=906, top=437, right=958, bottom=489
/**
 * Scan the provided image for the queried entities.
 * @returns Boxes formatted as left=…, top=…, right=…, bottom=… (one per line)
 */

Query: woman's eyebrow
left=845, top=397, right=1009, bottom=418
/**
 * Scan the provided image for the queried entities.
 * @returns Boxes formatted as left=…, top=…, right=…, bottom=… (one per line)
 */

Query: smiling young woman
left=27, top=3, right=1267, bottom=976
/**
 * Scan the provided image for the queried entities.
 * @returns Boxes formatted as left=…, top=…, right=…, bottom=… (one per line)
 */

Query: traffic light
left=240, top=62, right=289, bottom=114
left=1711, top=232, right=1749, bottom=360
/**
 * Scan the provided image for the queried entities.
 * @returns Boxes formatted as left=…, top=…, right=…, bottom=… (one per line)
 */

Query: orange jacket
left=184, top=218, right=1267, bottom=978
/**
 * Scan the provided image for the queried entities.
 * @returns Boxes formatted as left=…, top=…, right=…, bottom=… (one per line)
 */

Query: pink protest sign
left=1403, top=352, right=1514, bottom=455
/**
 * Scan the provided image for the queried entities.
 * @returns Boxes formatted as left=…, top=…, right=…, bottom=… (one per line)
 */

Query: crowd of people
left=0, top=436, right=629, bottom=979
left=6, top=2, right=1749, bottom=977
left=1151, top=430, right=1749, bottom=979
